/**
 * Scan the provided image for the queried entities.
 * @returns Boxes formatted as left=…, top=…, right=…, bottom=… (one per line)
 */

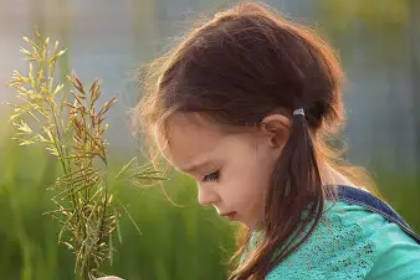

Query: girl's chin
left=235, top=216, right=263, bottom=231
left=249, top=220, right=264, bottom=232
left=242, top=223, right=254, bottom=231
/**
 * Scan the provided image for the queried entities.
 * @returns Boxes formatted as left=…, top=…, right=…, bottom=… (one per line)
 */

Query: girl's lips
left=223, top=211, right=237, bottom=221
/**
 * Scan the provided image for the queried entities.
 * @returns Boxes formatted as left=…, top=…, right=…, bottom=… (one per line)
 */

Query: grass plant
left=5, top=29, right=166, bottom=280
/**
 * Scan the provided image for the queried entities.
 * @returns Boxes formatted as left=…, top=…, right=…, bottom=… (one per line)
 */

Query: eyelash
left=202, top=170, right=220, bottom=182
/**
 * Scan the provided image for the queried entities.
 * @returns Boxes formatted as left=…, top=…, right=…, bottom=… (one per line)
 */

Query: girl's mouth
left=222, top=211, right=237, bottom=221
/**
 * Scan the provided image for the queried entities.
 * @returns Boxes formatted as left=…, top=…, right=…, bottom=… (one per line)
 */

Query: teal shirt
left=240, top=200, right=420, bottom=279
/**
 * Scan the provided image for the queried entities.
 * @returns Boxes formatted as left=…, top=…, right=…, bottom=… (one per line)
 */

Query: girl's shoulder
left=264, top=196, right=420, bottom=280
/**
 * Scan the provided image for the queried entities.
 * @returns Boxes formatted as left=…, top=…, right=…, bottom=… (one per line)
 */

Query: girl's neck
left=319, top=162, right=357, bottom=188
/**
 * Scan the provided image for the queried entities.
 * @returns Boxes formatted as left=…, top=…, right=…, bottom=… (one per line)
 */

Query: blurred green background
left=0, top=0, right=419, bottom=279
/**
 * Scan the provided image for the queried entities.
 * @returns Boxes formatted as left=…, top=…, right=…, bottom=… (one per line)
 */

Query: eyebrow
left=181, top=160, right=215, bottom=174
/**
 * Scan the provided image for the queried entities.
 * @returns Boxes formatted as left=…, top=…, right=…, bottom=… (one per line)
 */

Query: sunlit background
left=0, top=0, right=419, bottom=279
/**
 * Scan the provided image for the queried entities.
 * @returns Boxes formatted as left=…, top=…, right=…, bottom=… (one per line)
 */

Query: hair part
left=129, top=1, right=378, bottom=279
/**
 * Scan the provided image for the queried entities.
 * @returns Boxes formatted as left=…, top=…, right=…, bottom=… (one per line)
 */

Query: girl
left=101, top=1, right=420, bottom=279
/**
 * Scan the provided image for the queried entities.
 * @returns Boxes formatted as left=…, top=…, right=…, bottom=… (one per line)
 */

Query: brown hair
left=130, top=1, right=378, bottom=279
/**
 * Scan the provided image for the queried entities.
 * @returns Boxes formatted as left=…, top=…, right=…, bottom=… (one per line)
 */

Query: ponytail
left=264, top=106, right=325, bottom=273
left=228, top=107, right=325, bottom=279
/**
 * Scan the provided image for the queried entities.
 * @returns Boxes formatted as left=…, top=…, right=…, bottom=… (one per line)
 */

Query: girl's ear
left=260, top=114, right=292, bottom=149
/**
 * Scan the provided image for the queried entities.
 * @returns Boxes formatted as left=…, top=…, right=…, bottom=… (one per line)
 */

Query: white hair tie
left=293, top=107, right=305, bottom=116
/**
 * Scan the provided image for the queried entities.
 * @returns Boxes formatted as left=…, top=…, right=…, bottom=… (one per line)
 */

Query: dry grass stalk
left=6, top=29, right=167, bottom=280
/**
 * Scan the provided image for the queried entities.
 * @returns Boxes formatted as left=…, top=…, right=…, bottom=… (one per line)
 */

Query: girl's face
left=156, top=112, right=291, bottom=231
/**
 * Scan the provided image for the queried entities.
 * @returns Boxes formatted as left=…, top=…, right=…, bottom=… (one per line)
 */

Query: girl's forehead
left=167, top=112, right=218, bottom=131
left=164, top=112, right=229, bottom=144
left=155, top=113, right=224, bottom=167
left=173, top=120, right=221, bottom=147
left=156, top=111, right=260, bottom=169
left=165, top=111, right=257, bottom=137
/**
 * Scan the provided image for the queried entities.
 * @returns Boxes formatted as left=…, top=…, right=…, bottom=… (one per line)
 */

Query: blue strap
left=325, top=184, right=420, bottom=244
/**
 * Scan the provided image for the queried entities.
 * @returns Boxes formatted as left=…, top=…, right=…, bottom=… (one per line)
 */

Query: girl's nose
left=197, top=185, right=220, bottom=206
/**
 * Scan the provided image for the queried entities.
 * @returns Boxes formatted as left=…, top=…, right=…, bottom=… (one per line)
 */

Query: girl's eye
left=202, top=170, right=220, bottom=182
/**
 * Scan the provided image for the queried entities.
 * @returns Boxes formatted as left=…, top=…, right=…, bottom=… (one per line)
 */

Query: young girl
left=101, top=1, right=420, bottom=279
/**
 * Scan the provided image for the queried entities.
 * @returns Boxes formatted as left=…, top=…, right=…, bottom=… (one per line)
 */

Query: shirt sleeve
left=364, top=214, right=420, bottom=280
